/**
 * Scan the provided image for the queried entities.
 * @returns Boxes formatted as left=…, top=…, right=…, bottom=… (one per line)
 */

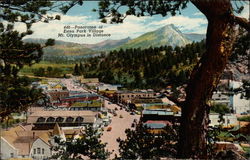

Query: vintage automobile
left=107, top=126, right=112, bottom=131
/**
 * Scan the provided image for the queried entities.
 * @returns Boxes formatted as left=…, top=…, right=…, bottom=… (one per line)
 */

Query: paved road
left=61, top=78, right=140, bottom=158
left=101, top=100, right=140, bottom=158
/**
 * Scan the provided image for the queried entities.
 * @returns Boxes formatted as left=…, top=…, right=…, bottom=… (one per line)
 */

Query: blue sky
left=20, top=1, right=249, bottom=44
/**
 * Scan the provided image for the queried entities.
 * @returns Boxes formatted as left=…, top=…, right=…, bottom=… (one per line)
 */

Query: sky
left=18, top=1, right=249, bottom=44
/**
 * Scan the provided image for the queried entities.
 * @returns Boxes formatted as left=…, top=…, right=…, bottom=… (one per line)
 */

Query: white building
left=229, top=80, right=250, bottom=114
left=209, top=113, right=238, bottom=127
left=97, top=84, right=118, bottom=91
left=0, top=124, right=67, bottom=160
left=211, top=91, right=230, bottom=106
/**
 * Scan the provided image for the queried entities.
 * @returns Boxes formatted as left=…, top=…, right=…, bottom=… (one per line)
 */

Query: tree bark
left=178, top=0, right=237, bottom=158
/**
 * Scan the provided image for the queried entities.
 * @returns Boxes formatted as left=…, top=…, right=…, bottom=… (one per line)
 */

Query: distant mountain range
left=82, top=37, right=131, bottom=50
left=24, top=24, right=205, bottom=60
left=117, top=24, right=192, bottom=49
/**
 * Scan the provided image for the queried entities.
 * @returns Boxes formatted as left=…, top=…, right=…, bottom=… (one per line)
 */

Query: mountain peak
left=117, top=24, right=191, bottom=49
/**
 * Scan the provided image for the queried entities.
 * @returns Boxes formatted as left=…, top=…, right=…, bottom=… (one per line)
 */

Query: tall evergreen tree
left=73, top=63, right=80, bottom=76
left=51, top=125, right=111, bottom=160
left=0, top=0, right=58, bottom=120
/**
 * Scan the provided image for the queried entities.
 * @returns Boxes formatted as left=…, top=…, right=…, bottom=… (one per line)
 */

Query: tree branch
left=230, top=15, right=250, bottom=32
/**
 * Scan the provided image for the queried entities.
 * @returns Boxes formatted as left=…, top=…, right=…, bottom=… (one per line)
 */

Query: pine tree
left=79, top=62, right=84, bottom=75
left=0, top=0, right=58, bottom=120
left=73, top=63, right=80, bottom=76
left=51, top=125, right=111, bottom=160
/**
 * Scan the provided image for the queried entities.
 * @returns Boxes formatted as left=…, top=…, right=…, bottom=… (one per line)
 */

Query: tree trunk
left=178, top=0, right=237, bottom=158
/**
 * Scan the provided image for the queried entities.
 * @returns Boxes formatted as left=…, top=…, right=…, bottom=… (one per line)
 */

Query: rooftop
left=28, top=110, right=96, bottom=117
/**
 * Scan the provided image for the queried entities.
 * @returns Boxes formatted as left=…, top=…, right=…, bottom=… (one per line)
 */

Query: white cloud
left=23, top=13, right=208, bottom=43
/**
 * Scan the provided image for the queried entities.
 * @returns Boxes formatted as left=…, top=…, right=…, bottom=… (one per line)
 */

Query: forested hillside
left=74, top=40, right=206, bottom=89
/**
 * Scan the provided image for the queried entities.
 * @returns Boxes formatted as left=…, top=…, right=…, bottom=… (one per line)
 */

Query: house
left=49, top=83, right=65, bottom=90
left=211, top=91, right=230, bottom=106
left=141, top=109, right=181, bottom=123
left=60, top=93, right=99, bottom=104
left=229, top=80, right=250, bottom=114
left=0, top=123, right=81, bottom=160
left=209, top=113, right=238, bottom=127
left=69, top=100, right=103, bottom=111
left=144, top=120, right=172, bottom=134
left=0, top=125, right=55, bottom=159
left=97, top=84, right=118, bottom=91
left=80, top=78, right=99, bottom=86
left=129, top=97, right=163, bottom=110
left=47, top=90, right=69, bottom=102
left=114, top=90, right=156, bottom=103
left=27, top=110, right=98, bottom=130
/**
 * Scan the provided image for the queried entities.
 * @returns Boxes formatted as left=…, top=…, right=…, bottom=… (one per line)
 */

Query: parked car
left=107, top=127, right=112, bottom=131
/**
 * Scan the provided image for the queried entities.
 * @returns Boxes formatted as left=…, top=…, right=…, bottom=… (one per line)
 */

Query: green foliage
left=32, top=66, right=63, bottom=78
left=117, top=122, right=179, bottom=159
left=210, top=103, right=231, bottom=114
left=81, top=40, right=205, bottom=89
left=96, top=0, right=189, bottom=23
left=20, top=61, right=74, bottom=76
left=51, top=125, right=111, bottom=160
left=237, top=116, right=250, bottom=122
left=230, top=28, right=250, bottom=61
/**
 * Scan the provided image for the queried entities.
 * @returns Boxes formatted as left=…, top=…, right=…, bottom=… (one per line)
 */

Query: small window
left=76, top=117, right=84, bottom=122
left=66, top=117, right=74, bottom=122
left=10, top=153, right=14, bottom=158
left=46, top=117, right=55, bottom=122
left=55, top=117, right=64, bottom=123
left=42, top=148, right=44, bottom=154
left=37, top=117, right=45, bottom=123
left=37, top=148, right=41, bottom=154
left=33, top=148, right=36, bottom=154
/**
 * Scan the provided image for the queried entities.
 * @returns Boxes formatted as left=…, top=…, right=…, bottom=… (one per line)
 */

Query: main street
left=61, top=78, right=140, bottom=158
left=101, top=100, right=140, bottom=158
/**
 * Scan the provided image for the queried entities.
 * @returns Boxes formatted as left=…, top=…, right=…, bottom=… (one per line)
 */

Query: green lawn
left=20, top=61, right=74, bottom=76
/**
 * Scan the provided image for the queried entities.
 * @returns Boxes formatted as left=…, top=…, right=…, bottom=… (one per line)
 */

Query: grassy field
left=20, top=61, right=74, bottom=76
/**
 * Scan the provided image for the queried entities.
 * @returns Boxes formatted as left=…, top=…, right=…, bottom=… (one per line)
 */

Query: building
left=80, top=78, right=99, bottom=86
left=142, top=109, right=181, bottom=123
left=69, top=100, right=103, bottom=111
left=49, top=83, right=65, bottom=91
left=0, top=125, right=55, bottom=159
left=27, top=110, right=98, bottom=130
left=47, top=90, right=69, bottom=102
left=129, top=97, right=163, bottom=110
left=144, top=120, right=172, bottom=134
left=211, top=92, right=230, bottom=106
left=114, top=91, right=156, bottom=103
left=97, top=84, right=118, bottom=91
left=60, top=93, right=99, bottom=104
left=209, top=113, right=238, bottom=127
left=0, top=123, right=82, bottom=160
left=229, top=80, right=250, bottom=114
